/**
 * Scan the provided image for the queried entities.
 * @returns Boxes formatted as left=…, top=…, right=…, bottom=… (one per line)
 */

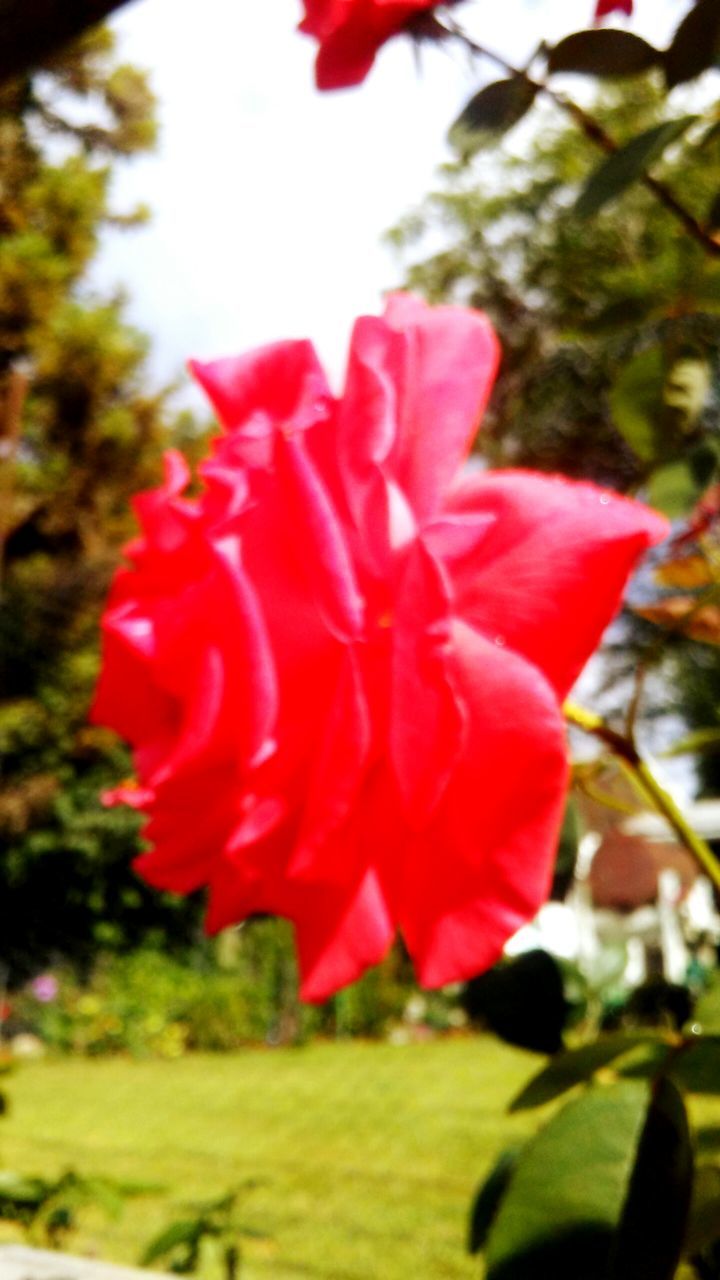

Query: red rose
left=92, top=295, right=667, bottom=1001
left=299, top=0, right=441, bottom=89
left=594, top=0, right=633, bottom=18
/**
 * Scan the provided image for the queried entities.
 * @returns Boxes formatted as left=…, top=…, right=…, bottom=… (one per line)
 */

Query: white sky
left=95, top=0, right=679, bottom=401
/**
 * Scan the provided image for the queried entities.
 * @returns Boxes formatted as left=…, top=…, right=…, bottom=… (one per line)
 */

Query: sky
left=95, top=0, right=679, bottom=402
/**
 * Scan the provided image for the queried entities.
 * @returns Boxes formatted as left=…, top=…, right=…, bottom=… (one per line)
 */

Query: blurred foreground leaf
left=468, top=1146, right=522, bottom=1254
left=548, top=30, right=660, bottom=78
left=509, top=1033, right=667, bottom=1112
left=485, top=1083, right=650, bottom=1280
left=664, top=0, right=720, bottom=89
left=450, top=77, right=537, bottom=156
left=575, top=117, right=697, bottom=219
left=609, top=1078, right=692, bottom=1280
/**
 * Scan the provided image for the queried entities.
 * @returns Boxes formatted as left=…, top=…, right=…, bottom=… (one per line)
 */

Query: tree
left=0, top=27, right=205, bottom=983
left=387, top=78, right=720, bottom=490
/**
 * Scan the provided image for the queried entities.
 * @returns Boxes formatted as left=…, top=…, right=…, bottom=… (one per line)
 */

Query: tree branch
left=442, top=20, right=720, bottom=260
left=0, top=0, right=135, bottom=86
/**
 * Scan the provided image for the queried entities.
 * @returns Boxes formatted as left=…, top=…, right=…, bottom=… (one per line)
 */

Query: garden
left=4, top=0, right=720, bottom=1276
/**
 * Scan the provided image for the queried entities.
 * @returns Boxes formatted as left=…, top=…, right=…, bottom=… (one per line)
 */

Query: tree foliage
left=0, top=28, right=205, bottom=982
left=388, top=79, right=720, bottom=489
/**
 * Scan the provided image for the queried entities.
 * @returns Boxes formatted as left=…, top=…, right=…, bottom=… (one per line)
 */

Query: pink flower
left=299, top=0, right=442, bottom=89
left=30, top=974, right=58, bottom=1003
left=594, top=0, right=633, bottom=19
left=92, top=295, right=667, bottom=1002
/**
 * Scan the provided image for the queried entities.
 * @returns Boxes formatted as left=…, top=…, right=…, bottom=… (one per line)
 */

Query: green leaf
left=697, top=1126, right=720, bottom=1156
left=614, top=1041, right=675, bottom=1082
left=610, top=346, right=666, bottom=461
left=648, top=458, right=703, bottom=519
left=464, top=951, right=568, bottom=1055
left=548, top=30, right=660, bottom=77
left=575, top=117, right=697, bottom=219
left=0, top=1171, right=46, bottom=1209
left=665, top=0, right=720, bottom=89
left=468, top=1146, right=523, bottom=1254
left=609, top=1077, right=693, bottom=1280
left=449, top=77, right=538, bottom=156
left=663, top=727, right=720, bottom=758
left=684, top=1164, right=720, bottom=1255
left=692, top=982, right=720, bottom=1032
left=670, top=1038, right=720, bottom=1095
left=141, top=1219, right=202, bottom=1267
left=78, top=1176, right=126, bottom=1219
left=708, top=192, right=720, bottom=232
left=509, top=1034, right=667, bottom=1112
left=486, top=1082, right=651, bottom=1280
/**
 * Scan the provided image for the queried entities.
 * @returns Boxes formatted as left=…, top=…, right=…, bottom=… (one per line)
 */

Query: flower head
left=92, top=295, right=667, bottom=1001
left=594, top=0, right=633, bottom=18
left=30, top=973, right=58, bottom=1003
left=299, top=0, right=442, bottom=89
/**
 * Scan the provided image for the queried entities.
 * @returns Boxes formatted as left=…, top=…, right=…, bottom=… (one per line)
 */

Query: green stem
left=565, top=701, right=720, bottom=891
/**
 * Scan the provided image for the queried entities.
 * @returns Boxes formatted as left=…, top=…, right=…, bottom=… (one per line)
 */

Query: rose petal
left=191, top=340, right=333, bottom=470
left=400, top=620, right=568, bottom=987
left=445, top=470, right=669, bottom=698
left=300, top=0, right=441, bottom=90
left=390, top=540, right=466, bottom=824
left=275, top=431, right=365, bottom=642
left=295, top=869, right=394, bottom=1002
left=289, top=647, right=372, bottom=879
left=383, top=293, right=500, bottom=521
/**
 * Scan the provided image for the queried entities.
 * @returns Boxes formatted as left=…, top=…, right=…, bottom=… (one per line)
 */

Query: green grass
left=0, top=1036, right=539, bottom=1279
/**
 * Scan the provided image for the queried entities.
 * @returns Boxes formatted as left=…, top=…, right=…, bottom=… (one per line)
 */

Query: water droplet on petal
left=494, top=635, right=505, bottom=647
left=599, top=494, right=611, bottom=505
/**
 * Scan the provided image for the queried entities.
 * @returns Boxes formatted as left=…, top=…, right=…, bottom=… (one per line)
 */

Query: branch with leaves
left=441, top=0, right=720, bottom=257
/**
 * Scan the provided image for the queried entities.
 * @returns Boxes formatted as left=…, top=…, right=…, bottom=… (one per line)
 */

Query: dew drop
left=494, top=635, right=506, bottom=647
left=599, top=494, right=611, bottom=505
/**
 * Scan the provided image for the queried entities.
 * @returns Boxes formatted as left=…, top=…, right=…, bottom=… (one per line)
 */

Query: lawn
left=0, top=1036, right=540, bottom=1279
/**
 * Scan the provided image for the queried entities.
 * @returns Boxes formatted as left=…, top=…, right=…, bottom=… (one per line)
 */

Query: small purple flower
left=30, top=973, right=58, bottom=1003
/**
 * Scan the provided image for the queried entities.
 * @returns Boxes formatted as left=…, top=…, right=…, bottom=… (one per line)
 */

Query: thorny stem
left=565, top=701, right=720, bottom=890
left=440, top=19, right=720, bottom=260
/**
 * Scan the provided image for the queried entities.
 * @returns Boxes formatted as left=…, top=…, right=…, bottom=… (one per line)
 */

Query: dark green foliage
left=468, top=1146, right=522, bottom=1254
left=450, top=77, right=538, bottom=157
left=547, top=30, right=661, bottom=78
left=388, top=80, right=720, bottom=488
left=8, top=932, right=429, bottom=1054
left=0, top=28, right=206, bottom=983
left=485, top=1082, right=652, bottom=1280
left=609, top=1078, right=693, bottom=1280
left=471, top=1033, right=718, bottom=1279
left=462, top=951, right=569, bottom=1054
left=508, top=1032, right=668, bottom=1112
left=0, top=1167, right=154, bottom=1248
left=664, top=0, right=720, bottom=89
left=575, top=117, right=698, bottom=219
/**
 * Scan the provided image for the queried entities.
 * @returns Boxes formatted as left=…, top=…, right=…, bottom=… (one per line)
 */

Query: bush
left=8, top=923, right=466, bottom=1056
